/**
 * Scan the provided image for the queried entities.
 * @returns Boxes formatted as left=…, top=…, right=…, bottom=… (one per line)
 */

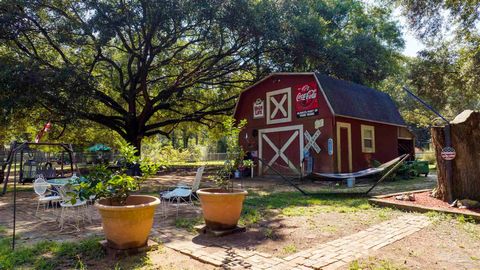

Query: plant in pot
left=197, top=118, right=248, bottom=231
left=242, top=159, right=255, bottom=178
left=75, top=142, right=160, bottom=250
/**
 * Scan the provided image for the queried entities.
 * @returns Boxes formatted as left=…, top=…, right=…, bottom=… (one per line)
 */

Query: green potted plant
left=242, top=159, right=255, bottom=178
left=76, top=142, right=160, bottom=250
left=196, top=118, right=248, bottom=231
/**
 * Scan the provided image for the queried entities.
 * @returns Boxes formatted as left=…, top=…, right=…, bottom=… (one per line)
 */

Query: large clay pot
left=197, top=188, right=247, bottom=230
left=95, top=195, right=160, bottom=249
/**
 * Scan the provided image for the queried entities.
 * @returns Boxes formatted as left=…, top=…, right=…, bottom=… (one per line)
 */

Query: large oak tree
left=0, top=0, right=403, bottom=151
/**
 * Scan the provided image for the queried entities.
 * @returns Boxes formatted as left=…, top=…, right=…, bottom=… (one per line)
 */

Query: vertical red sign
left=295, top=82, right=319, bottom=118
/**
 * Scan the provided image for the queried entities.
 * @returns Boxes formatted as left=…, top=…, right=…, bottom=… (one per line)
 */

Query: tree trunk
left=182, top=128, right=189, bottom=148
left=124, top=133, right=143, bottom=156
left=171, top=131, right=177, bottom=148
left=431, top=110, right=480, bottom=201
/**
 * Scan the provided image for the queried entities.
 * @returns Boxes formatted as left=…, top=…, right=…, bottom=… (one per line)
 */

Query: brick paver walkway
left=158, top=214, right=430, bottom=270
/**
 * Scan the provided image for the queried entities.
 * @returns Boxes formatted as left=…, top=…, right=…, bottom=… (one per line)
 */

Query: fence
left=0, top=150, right=120, bottom=165
left=200, top=152, right=227, bottom=161
left=1, top=150, right=225, bottom=164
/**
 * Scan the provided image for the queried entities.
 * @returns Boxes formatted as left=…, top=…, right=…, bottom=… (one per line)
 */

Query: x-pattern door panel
left=266, top=88, right=291, bottom=125
left=259, top=125, right=303, bottom=175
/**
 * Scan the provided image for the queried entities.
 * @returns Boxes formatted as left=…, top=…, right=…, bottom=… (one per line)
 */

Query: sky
left=362, top=0, right=426, bottom=57
left=394, top=9, right=426, bottom=57
left=403, top=34, right=424, bottom=57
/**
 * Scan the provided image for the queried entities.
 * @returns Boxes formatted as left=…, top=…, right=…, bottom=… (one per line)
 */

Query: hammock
left=313, top=154, right=408, bottom=179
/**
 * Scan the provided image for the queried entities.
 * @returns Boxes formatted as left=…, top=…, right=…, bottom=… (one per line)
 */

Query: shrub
left=419, top=151, right=436, bottom=165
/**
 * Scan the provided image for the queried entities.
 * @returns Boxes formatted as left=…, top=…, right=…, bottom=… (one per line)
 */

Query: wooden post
left=431, top=110, right=480, bottom=201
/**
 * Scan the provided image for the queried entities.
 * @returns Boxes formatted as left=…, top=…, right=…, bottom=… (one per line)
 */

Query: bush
left=142, top=140, right=205, bottom=165
left=419, top=151, right=437, bottom=165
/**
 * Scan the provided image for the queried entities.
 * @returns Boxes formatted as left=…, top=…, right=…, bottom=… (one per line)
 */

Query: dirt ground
left=383, top=191, right=480, bottom=214
left=87, top=246, right=217, bottom=270
left=345, top=215, right=480, bottom=270
left=190, top=209, right=402, bottom=258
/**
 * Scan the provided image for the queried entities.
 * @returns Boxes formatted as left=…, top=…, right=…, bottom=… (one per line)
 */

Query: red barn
left=234, top=73, right=414, bottom=176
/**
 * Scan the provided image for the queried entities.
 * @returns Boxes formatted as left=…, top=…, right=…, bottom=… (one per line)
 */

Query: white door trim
left=336, top=122, right=352, bottom=172
left=258, top=125, right=304, bottom=175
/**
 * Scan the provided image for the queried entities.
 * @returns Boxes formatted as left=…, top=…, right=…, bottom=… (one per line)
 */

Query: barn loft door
left=266, top=88, right=292, bottom=125
left=259, top=125, right=304, bottom=176
left=336, top=122, right=352, bottom=172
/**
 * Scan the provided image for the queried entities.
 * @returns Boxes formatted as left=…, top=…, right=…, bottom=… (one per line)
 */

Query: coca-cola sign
left=295, top=82, right=319, bottom=118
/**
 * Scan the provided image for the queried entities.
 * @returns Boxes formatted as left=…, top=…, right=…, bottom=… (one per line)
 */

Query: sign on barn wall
left=253, top=98, right=264, bottom=119
left=295, top=82, right=319, bottom=118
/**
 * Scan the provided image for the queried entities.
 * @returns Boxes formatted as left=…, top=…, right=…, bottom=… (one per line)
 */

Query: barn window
left=361, top=125, right=375, bottom=153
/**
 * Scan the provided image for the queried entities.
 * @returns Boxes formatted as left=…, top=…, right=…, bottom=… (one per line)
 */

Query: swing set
left=0, top=141, right=80, bottom=250
left=1, top=141, right=78, bottom=195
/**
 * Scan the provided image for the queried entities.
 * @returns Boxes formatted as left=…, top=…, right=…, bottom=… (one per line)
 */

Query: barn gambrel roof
left=314, top=73, right=406, bottom=126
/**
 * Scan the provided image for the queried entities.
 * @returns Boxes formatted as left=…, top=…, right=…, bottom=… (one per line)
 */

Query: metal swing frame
left=0, top=141, right=79, bottom=250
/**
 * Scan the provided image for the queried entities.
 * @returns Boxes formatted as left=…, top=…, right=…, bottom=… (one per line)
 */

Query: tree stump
left=431, top=110, right=480, bottom=201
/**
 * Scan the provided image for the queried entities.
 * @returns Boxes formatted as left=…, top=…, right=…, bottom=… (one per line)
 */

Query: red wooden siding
left=235, top=73, right=411, bottom=175
left=334, top=116, right=399, bottom=172
left=235, top=74, right=335, bottom=174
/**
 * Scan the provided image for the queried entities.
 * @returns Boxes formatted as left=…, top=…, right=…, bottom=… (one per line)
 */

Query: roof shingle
left=315, top=73, right=406, bottom=126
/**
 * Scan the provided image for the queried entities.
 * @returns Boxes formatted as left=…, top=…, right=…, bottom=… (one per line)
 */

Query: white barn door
left=258, top=125, right=304, bottom=176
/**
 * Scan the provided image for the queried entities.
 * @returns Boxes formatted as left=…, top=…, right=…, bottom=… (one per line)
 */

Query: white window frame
left=266, top=87, right=292, bottom=125
left=361, top=125, right=375, bottom=153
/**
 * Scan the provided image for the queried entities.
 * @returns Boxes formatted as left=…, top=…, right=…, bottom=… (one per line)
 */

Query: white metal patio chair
left=160, top=166, right=205, bottom=217
left=33, top=175, right=61, bottom=217
left=56, top=184, right=91, bottom=231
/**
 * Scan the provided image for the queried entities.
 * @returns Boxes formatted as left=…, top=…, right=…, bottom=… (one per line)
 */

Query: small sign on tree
left=441, top=147, right=456, bottom=160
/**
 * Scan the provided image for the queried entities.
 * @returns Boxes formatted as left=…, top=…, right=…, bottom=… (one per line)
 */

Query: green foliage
left=263, top=227, right=275, bottom=239
left=76, top=142, right=159, bottom=205
left=398, top=0, right=480, bottom=39
left=117, top=140, right=140, bottom=164
left=224, top=117, right=247, bottom=168
left=349, top=258, right=407, bottom=270
left=242, top=159, right=254, bottom=168
left=174, top=217, right=203, bottom=233
left=0, top=0, right=404, bottom=149
left=282, top=244, right=297, bottom=254
left=239, top=207, right=262, bottom=226
left=239, top=192, right=373, bottom=227
left=245, top=192, right=371, bottom=213
left=210, top=165, right=234, bottom=190
left=0, top=237, right=104, bottom=270
left=425, top=211, right=452, bottom=225
left=210, top=118, right=246, bottom=190
left=419, top=151, right=436, bottom=165
left=76, top=166, right=137, bottom=205
left=142, top=142, right=204, bottom=165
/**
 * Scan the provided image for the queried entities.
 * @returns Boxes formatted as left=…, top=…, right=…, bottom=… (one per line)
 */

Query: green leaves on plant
left=75, top=142, right=159, bottom=205
left=210, top=117, right=246, bottom=190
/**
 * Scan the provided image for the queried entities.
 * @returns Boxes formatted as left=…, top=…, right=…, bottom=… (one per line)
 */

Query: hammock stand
left=256, top=154, right=410, bottom=196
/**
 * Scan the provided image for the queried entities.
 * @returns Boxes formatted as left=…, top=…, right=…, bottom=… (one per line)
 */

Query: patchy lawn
left=0, top=233, right=214, bottom=270
left=0, top=236, right=104, bottom=270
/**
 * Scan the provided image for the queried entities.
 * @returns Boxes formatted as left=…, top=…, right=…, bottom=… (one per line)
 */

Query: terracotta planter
left=95, top=195, right=160, bottom=249
left=197, top=188, right=248, bottom=230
